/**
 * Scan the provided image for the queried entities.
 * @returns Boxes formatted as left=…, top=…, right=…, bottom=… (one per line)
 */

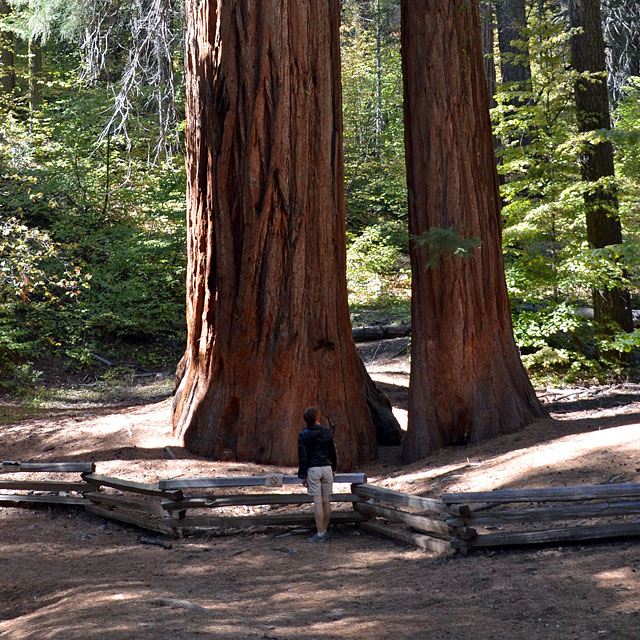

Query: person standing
left=297, top=407, right=337, bottom=543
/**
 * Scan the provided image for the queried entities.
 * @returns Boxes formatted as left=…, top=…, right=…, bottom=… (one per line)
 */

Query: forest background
left=1, top=0, right=639, bottom=396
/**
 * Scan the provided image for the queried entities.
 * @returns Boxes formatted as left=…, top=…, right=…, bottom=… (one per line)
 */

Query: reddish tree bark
left=173, top=0, right=400, bottom=467
left=401, top=0, right=545, bottom=462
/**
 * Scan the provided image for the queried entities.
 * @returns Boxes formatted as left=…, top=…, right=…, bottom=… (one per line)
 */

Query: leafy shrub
left=347, top=221, right=409, bottom=306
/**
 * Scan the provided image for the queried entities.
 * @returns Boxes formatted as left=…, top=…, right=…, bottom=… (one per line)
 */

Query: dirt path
left=1, top=356, right=639, bottom=639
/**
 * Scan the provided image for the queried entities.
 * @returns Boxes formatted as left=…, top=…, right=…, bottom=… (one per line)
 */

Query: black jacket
left=297, top=424, right=337, bottom=478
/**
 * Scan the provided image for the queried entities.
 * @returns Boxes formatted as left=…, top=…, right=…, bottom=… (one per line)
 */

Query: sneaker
left=307, top=533, right=327, bottom=543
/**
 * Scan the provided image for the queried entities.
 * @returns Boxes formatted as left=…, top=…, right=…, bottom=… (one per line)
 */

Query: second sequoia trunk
left=401, top=0, right=545, bottom=462
left=173, top=0, right=401, bottom=468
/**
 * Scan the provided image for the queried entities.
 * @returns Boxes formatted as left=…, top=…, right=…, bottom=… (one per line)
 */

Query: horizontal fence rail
left=442, top=483, right=640, bottom=504
left=159, top=473, right=367, bottom=490
left=1, top=461, right=95, bottom=473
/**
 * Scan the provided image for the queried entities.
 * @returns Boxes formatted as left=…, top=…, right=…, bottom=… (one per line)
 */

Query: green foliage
left=611, top=75, right=640, bottom=287
left=0, top=45, right=186, bottom=387
left=413, top=226, right=481, bottom=270
left=346, top=221, right=409, bottom=306
left=0, top=214, right=86, bottom=380
left=2, top=0, right=640, bottom=395
left=341, top=0, right=406, bottom=231
left=493, top=5, right=640, bottom=379
left=513, top=304, right=635, bottom=385
left=512, top=303, right=583, bottom=352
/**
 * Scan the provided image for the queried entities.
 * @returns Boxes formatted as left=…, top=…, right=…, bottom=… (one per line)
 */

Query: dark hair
left=303, top=407, right=318, bottom=425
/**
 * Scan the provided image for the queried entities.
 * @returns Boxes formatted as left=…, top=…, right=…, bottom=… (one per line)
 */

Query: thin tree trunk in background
left=29, top=36, right=42, bottom=115
left=401, top=0, right=545, bottom=463
left=173, top=0, right=401, bottom=467
left=0, top=0, right=15, bottom=96
left=495, top=0, right=531, bottom=90
left=374, top=0, right=382, bottom=154
left=602, top=0, right=640, bottom=106
left=480, top=1, right=497, bottom=109
left=568, top=0, right=633, bottom=332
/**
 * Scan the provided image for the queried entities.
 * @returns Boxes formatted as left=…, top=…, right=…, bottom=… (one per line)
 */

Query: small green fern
left=413, top=226, right=482, bottom=269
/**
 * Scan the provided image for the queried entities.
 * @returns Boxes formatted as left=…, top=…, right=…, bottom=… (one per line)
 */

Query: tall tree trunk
left=29, top=36, right=42, bottom=115
left=602, top=0, right=640, bottom=105
left=495, top=0, right=533, bottom=152
left=401, top=0, right=545, bottom=462
left=0, top=0, right=15, bottom=97
left=374, top=0, right=382, bottom=155
left=568, top=0, right=633, bottom=332
left=480, top=1, right=497, bottom=109
left=173, top=0, right=401, bottom=468
left=495, top=0, right=532, bottom=90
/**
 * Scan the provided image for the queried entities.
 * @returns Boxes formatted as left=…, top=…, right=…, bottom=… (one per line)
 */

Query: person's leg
left=306, top=468, right=327, bottom=542
left=313, top=495, right=326, bottom=534
left=321, top=495, right=331, bottom=532
left=321, top=466, right=333, bottom=533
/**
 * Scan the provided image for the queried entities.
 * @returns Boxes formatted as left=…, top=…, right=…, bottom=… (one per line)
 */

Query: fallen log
left=139, top=535, right=173, bottom=549
left=352, top=323, right=411, bottom=342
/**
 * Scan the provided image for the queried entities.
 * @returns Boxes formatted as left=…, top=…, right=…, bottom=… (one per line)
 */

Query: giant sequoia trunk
left=173, top=0, right=401, bottom=468
left=401, top=0, right=545, bottom=462
left=568, top=0, right=633, bottom=333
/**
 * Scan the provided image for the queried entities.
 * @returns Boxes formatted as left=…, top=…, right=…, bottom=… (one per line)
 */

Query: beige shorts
left=306, top=466, right=333, bottom=496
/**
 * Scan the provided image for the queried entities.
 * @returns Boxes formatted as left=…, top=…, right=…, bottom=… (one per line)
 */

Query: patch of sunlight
left=454, top=423, right=640, bottom=491
left=596, top=568, right=632, bottom=581
left=370, top=372, right=409, bottom=387
left=390, top=422, right=640, bottom=491
left=386, top=462, right=469, bottom=485
left=392, top=407, right=407, bottom=430
left=594, top=567, right=639, bottom=613
left=92, top=415, right=131, bottom=436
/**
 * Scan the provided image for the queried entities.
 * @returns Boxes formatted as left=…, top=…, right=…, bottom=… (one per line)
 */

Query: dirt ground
left=1, top=351, right=640, bottom=640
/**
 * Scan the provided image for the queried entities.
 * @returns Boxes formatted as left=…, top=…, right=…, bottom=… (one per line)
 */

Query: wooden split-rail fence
left=1, top=460, right=640, bottom=555
left=443, top=484, right=640, bottom=552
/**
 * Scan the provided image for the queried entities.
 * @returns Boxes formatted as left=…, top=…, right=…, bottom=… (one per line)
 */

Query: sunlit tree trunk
left=173, top=0, right=401, bottom=467
left=401, top=0, right=545, bottom=462
left=602, top=0, right=640, bottom=105
left=568, top=0, right=633, bottom=332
